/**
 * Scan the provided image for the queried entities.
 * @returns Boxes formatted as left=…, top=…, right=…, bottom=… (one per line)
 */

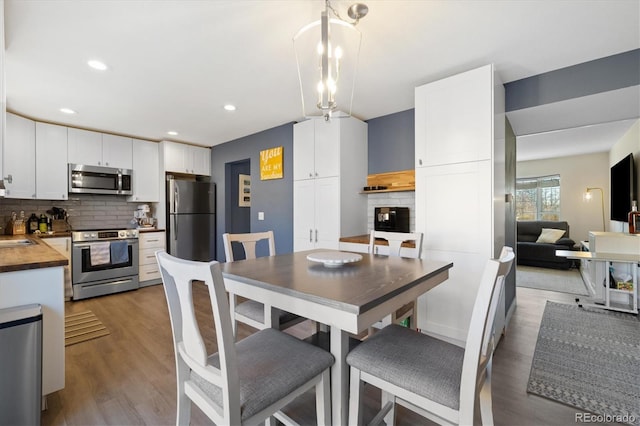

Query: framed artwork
left=260, top=146, right=283, bottom=180
left=239, top=174, right=251, bottom=207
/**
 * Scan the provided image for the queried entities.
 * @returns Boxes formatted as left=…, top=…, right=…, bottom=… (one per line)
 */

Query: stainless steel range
left=72, top=229, right=139, bottom=300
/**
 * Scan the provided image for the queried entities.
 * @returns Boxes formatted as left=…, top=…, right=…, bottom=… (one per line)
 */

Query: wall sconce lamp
left=584, top=187, right=605, bottom=231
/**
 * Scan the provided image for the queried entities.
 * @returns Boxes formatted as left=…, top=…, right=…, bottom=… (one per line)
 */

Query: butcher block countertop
left=339, top=234, right=416, bottom=248
left=0, top=235, right=68, bottom=273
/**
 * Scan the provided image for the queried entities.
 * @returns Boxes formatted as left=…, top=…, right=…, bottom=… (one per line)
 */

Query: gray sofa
left=517, top=221, right=577, bottom=269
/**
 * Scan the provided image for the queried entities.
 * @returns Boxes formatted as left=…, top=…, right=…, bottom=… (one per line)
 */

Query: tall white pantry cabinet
left=293, top=117, right=368, bottom=251
left=415, top=64, right=506, bottom=343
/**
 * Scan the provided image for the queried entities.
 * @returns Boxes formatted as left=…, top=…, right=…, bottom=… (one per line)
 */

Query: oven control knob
left=119, top=231, right=125, bottom=238
left=90, top=233, right=97, bottom=239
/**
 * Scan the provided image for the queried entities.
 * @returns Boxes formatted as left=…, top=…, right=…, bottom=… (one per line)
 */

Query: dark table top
left=221, top=249, right=452, bottom=315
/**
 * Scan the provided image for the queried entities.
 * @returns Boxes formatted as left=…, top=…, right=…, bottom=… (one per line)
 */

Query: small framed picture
left=239, top=174, right=251, bottom=207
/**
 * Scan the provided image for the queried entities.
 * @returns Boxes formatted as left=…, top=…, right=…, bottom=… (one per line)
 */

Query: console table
left=556, top=249, right=638, bottom=314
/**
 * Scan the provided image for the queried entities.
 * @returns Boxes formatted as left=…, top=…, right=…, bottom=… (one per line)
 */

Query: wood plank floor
left=43, top=281, right=612, bottom=425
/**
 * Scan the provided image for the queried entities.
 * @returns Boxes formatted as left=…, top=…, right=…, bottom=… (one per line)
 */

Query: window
left=516, top=175, right=560, bottom=221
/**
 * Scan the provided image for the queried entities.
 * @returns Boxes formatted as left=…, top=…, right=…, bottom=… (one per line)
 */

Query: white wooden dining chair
left=347, top=246, right=515, bottom=426
left=369, top=230, right=424, bottom=332
left=223, top=231, right=305, bottom=336
left=156, top=251, right=334, bottom=426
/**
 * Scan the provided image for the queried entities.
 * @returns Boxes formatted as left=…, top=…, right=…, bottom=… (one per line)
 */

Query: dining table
left=220, top=249, right=453, bottom=425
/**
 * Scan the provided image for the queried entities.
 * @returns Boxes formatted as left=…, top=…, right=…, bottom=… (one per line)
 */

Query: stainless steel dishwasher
left=0, top=304, right=42, bottom=425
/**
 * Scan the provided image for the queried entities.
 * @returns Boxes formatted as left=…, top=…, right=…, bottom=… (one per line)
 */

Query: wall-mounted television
left=610, top=153, right=637, bottom=222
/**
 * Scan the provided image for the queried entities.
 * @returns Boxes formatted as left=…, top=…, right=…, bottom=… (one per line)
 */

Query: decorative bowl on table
left=306, top=251, right=363, bottom=268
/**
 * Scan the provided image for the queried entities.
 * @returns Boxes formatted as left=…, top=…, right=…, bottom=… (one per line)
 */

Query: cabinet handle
left=146, top=255, right=155, bottom=259
left=4, top=174, right=12, bottom=183
left=147, top=239, right=159, bottom=242
left=315, top=172, right=318, bottom=177
left=309, top=229, right=312, bottom=242
left=418, top=159, right=423, bottom=166
left=309, top=172, right=313, bottom=178
left=315, top=229, right=318, bottom=242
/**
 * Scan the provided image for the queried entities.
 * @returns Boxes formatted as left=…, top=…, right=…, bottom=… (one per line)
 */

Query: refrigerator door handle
left=174, top=184, right=179, bottom=213
left=174, top=214, right=178, bottom=240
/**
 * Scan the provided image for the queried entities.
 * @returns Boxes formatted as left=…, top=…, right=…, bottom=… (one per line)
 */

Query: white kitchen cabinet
left=43, top=237, right=72, bottom=300
left=68, top=128, right=132, bottom=169
left=4, top=112, right=35, bottom=199
left=36, top=122, right=68, bottom=200
left=0, top=266, right=65, bottom=397
left=292, top=117, right=368, bottom=252
left=101, top=133, right=133, bottom=169
left=67, top=128, right=102, bottom=166
left=128, top=139, right=159, bottom=202
left=139, top=230, right=165, bottom=286
left=293, top=118, right=340, bottom=180
left=293, top=178, right=341, bottom=250
left=414, top=64, right=506, bottom=344
left=162, top=141, right=210, bottom=175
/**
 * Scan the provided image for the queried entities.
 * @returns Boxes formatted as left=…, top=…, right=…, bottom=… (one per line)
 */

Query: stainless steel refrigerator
left=167, top=178, right=216, bottom=261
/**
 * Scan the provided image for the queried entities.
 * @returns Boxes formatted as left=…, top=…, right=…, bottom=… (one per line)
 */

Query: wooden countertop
left=339, top=234, right=416, bottom=248
left=0, top=235, right=68, bottom=273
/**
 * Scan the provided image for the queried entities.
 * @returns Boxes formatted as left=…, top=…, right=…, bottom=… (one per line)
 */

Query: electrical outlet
left=258, top=212, right=265, bottom=221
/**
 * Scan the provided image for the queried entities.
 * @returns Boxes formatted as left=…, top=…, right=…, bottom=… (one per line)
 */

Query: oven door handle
left=73, top=241, right=138, bottom=248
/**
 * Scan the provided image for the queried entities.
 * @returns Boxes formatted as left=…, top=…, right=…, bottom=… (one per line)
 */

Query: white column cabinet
left=293, top=117, right=368, bottom=252
left=36, top=122, right=68, bottom=200
left=414, top=64, right=506, bottom=344
left=4, top=112, right=35, bottom=199
left=293, top=177, right=340, bottom=250
left=128, top=139, right=159, bottom=202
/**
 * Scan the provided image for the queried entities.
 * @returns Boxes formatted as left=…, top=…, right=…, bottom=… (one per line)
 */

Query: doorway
left=225, top=159, right=251, bottom=260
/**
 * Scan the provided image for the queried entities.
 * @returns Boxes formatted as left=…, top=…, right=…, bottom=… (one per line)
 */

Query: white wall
left=517, top=152, right=609, bottom=242
left=609, top=119, right=640, bottom=232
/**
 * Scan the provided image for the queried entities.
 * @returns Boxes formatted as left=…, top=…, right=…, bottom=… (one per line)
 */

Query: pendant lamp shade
left=293, top=8, right=362, bottom=121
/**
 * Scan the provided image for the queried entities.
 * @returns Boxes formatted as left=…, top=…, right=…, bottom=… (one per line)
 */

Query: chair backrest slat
left=223, top=231, right=276, bottom=262
left=369, top=230, right=423, bottom=258
left=458, top=247, right=514, bottom=422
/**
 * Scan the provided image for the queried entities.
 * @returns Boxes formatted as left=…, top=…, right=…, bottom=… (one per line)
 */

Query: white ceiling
left=4, top=0, right=640, bottom=153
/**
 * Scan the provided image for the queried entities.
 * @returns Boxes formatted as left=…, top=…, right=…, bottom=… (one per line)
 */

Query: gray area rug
left=527, top=301, right=640, bottom=425
left=516, top=265, right=589, bottom=295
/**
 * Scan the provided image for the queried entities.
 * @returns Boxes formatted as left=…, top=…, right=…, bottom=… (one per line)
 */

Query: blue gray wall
left=367, top=109, right=415, bottom=174
left=211, top=123, right=294, bottom=261
left=505, top=49, right=639, bottom=111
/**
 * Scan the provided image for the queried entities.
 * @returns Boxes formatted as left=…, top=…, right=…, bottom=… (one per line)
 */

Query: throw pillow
left=536, top=228, right=566, bottom=243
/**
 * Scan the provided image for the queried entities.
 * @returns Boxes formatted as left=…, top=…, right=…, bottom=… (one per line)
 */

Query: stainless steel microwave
left=68, top=164, right=133, bottom=195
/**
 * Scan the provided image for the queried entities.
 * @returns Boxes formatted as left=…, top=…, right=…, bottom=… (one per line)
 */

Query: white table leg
left=330, top=326, right=349, bottom=426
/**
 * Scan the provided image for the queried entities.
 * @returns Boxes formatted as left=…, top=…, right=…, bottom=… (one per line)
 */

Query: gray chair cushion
left=191, top=328, right=334, bottom=420
left=346, top=324, right=464, bottom=410
left=236, top=299, right=300, bottom=324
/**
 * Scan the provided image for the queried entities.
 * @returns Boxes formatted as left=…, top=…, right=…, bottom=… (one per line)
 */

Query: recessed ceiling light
left=87, top=60, right=108, bottom=71
left=167, top=131, right=178, bottom=136
left=224, top=104, right=236, bottom=111
left=60, top=108, right=76, bottom=114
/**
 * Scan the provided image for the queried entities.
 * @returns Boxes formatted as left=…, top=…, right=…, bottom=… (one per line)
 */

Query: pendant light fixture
left=293, top=0, right=368, bottom=121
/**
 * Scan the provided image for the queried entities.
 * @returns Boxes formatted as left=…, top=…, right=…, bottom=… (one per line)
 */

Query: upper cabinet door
left=313, top=119, right=340, bottom=178
left=102, top=134, right=133, bottom=169
left=293, top=119, right=315, bottom=180
left=4, top=113, right=36, bottom=199
left=190, top=145, right=211, bottom=176
left=129, top=139, right=159, bottom=202
left=415, top=64, right=493, bottom=168
left=36, top=122, right=68, bottom=200
left=163, top=141, right=185, bottom=173
left=68, top=128, right=102, bottom=166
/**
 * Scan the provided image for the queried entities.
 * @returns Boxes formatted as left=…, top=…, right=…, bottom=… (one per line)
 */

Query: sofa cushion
left=536, top=228, right=566, bottom=243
